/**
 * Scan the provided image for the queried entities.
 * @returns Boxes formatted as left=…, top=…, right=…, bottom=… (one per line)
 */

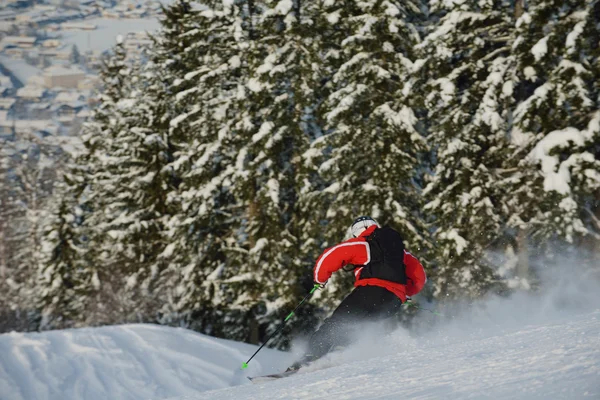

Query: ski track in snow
left=173, top=310, right=600, bottom=400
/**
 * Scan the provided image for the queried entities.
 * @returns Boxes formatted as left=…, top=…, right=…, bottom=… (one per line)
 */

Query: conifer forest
left=1, top=0, right=599, bottom=347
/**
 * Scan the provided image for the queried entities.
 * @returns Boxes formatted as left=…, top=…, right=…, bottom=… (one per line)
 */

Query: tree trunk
left=517, top=228, right=529, bottom=283
left=249, top=316, right=259, bottom=345
left=515, top=0, right=525, bottom=18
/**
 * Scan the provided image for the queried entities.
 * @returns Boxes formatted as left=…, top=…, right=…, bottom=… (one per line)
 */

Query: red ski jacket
left=313, top=225, right=426, bottom=302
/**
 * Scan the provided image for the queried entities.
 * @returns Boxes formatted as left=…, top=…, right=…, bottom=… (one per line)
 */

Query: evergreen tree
left=34, top=37, right=136, bottom=326
left=505, top=0, right=600, bottom=246
left=154, top=0, right=248, bottom=335
left=222, top=0, right=330, bottom=344
left=312, top=0, right=431, bottom=303
left=0, top=137, right=64, bottom=330
left=0, top=141, right=16, bottom=330
left=94, top=65, right=177, bottom=322
left=62, top=36, right=178, bottom=325
left=70, top=44, right=81, bottom=65
left=417, top=0, right=517, bottom=299
left=35, top=181, right=85, bottom=329
left=72, top=37, right=137, bottom=325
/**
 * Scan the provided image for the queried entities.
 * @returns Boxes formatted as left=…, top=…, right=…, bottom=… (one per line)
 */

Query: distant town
left=0, top=0, right=162, bottom=143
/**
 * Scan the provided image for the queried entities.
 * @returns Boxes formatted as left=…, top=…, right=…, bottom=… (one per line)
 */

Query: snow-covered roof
left=76, top=108, right=91, bottom=118
left=29, top=102, right=51, bottom=110
left=0, top=10, right=16, bottom=20
left=0, top=22, right=15, bottom=32
left=0, top=98, right=16, bottom=109
left=41, top=39, right=62, bottom=48
left=26, top=75, right=45, bottom=87
left=57, top=115, right=75, bottom=123
left=43, top=65, right=86, bottom=77
left=0, top=76, right=12, bottom=88
left=32, top=5, right=55, bottom=12
left=1, top=36, right=37, bottom=45
left=52, top=101, right=86, bottom=111
left=0, top=119, right=58, bottom=135
left=61, top=22, right=97, bottom=30
left=54, top=91, right=85, bottom=104
left=16, top=86, right=46, bottom=98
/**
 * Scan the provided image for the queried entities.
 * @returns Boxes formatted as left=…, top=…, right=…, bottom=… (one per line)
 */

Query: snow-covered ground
left=0, top=324, right=289, bottom=400
left=186, top=309, right=600, bottom=400
left=59, top=17, right=161, bottom=53
left=1, top=267, right=599, bottom=400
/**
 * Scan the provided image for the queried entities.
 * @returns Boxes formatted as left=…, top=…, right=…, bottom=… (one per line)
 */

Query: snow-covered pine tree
left=311, top=0, right=430, bottom=304
left=93, top=62, right=177, bottom=323
left=505, top=0, right=600, bottom=249
left=64, top=35, right=178, bottom=325
left=69, top=38, right=137, bottom=325
left=154, top=1, right=249, bottom=335
left=0, top=136, right=64, bottom=330
left=222, top=0, right=329, bottom=345
left=35, top=180, right=85, bottom=330
left=0, top=140, right=18, bottom=331
left=417, top=0, right=518, bottom=299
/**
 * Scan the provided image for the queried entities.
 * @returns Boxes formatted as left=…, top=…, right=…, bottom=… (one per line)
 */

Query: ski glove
left=315, top=281, right=327, bottom=289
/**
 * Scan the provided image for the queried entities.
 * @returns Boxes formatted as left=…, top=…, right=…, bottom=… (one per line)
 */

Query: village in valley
left=0, top=0, right=161, bottom=152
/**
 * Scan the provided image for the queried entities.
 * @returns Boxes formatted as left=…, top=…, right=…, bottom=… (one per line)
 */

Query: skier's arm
left=313, top=239, right=370, bottom=284
left=404, top=251, right=426, bottom=296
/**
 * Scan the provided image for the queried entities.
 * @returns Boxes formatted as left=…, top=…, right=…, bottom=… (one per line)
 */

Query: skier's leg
left=308, top=286, right=402, bottom=354
left=287, top=288, right=367, bottom=370
left=289, top=286, right=400, bottom=370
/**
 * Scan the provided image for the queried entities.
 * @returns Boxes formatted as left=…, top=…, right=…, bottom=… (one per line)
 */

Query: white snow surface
left=0, top=324, right=288, bottom=400
left=1, top=265, right=600, bottom=400
left=192, top=317, right=599, bottom=400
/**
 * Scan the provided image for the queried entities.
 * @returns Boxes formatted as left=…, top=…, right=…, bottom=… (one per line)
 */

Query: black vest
left=358, top=226, right=407, bottom=284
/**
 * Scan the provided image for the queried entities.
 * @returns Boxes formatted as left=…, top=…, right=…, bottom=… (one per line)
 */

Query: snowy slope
left=1, top=269, right=599, bottom=400
left=177, top=309, right=600, bottom=400
left=0, top=324, right=289, bottom=400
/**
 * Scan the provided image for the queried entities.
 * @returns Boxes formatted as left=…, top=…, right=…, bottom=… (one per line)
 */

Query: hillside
left=1, top=275, right=599, bottom=400
left=187, top=309, right=599, bottom=400
left=0, top=324, right=288, bottom=400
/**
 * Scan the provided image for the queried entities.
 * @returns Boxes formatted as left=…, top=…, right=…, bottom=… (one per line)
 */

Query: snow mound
left=0, top=324, right=288, bottom=400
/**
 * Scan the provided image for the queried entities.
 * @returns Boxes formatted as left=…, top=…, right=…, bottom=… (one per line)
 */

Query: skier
left=287, top=216, right=426, bottom=371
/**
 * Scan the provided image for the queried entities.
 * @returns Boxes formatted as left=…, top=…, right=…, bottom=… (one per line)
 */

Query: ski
left=247, top=369, right=300, bottom=383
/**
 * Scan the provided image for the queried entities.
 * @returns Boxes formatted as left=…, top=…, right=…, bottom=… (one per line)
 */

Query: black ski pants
left=305, top=285, right=402, bottom=361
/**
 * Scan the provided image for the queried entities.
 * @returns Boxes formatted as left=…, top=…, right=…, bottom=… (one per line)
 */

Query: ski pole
left=241, top=283, right=321, bottom=369
left=405, top=300, right=444, bottom=317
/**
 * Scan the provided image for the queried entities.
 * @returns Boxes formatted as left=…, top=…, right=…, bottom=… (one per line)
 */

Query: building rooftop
left=16, top=86, right=46, bottom=98
left=0, top=76, right=13, bottom=88
left=27, top=75, right=46, bottom=87
left=1, top=36, right=37, bottom=45
left=54, top=91, right=85, bottom=103
left=0, top=98, right=17, bottom=109
left=0, top=10, right=17, bottom=20
left=43, top=65, right=86, bottom=77
left=0, top=22, right=15, bottom=31
left=61, top=22, right=97, bottom=30
left=0, top=119, right=58, bottom=133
